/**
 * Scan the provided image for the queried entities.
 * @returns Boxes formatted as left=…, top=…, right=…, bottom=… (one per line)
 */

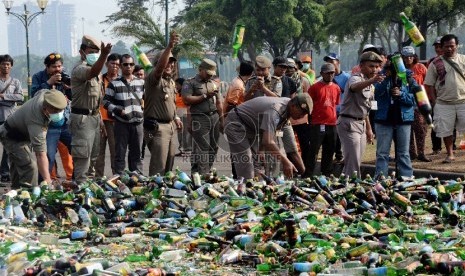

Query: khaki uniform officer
left=70, top=35, right=112, bottom=184
left=144, top=32, right=182, bottom=176
left=0, top=89, right=67, bottom=187
left=225, top=94, right=310, bottom=179
left=182, top=59, right=224, bottom=175
left=244, top=55, right=282, bottom=101
left=337, top=51, right=384, bottom=177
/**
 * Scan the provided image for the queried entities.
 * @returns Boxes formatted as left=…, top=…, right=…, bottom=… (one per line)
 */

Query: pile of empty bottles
left=1, top=168, right=465, bottom=275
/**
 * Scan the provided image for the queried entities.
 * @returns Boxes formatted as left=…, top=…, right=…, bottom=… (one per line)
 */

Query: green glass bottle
left=399, top=12, right=425, bottom=46
left=132, top=44, right=153, bottom=72
left=231, top=24, right=245, bottom=58
left=26, top=247, right=47, bottom=261
left=390, top=54, right=407, bottom=85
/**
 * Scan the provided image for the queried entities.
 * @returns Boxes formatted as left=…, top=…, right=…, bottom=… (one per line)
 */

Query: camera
left=61, top=73, right=71, bottom=85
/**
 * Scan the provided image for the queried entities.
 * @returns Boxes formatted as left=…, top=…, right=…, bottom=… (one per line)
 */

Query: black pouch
left=143, top=117, right=159, bottom=132
left=6, top=127, right=28, bottom=141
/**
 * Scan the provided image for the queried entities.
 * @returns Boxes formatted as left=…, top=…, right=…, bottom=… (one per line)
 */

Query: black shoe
left=417, top=154, right=432, bottom=162
left=1, top=175, right=10, bottom=182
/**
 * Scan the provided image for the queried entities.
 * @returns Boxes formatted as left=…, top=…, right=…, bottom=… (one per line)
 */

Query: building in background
left=6, top=0, right=78, bottom=57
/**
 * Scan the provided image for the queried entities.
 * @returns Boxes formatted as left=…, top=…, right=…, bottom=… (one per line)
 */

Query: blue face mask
left=49, top=111, right=64, bottom=123
left=86, top=53, right=100, bottom=65
left=302, top=63, right=310, bottom=71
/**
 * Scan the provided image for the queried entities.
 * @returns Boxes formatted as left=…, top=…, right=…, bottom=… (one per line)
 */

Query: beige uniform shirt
left=181, top=75, right=218, bottom=114
left=339, top=73, right=374, bottom=118
left=245, top=75, right=282, bottom=99
left=5, top=90, right=49, bottom=152
left=71, top=61, right=102, bottom=110
left=424, top=54, right=465, bottom=104
left=144, top=73, right=177, bottom=121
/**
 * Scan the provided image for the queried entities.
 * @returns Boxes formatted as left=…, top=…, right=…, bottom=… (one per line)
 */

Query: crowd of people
left=0, top=32, right=462, bottom=188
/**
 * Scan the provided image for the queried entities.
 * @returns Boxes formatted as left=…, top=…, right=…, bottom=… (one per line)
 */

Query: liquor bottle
left=231, top=24, right=245, bottom=58
left=390, top=54, right=407, bottom=85
left=400, top=12, right=425, bottom=46
left=412, top=85, right=433, bottom=127
left=132, top=44, right=153, bottom=72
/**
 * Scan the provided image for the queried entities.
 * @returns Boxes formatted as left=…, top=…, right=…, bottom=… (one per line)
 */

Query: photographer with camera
left=32, top=52, right=73, bottom=183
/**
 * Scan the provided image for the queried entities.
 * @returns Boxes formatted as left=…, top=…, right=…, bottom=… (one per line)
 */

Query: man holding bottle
left=182, top=58, right=224, bottom=175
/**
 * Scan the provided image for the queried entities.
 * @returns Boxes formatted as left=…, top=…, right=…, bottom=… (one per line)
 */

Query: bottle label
left=407, top=26, right=425, bottom=46
left=70, top=231, right=87, bottom=240
left=236, top=26, right=245, bottom=45
left=392, top=55, right=406, bottom=74
left=415, top=89, right=429, bottom=106
left=139, top=53, right=152, bottom=68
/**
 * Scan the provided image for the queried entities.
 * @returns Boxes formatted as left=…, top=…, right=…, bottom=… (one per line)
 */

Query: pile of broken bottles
left=1, top=169, right=465, bottom=275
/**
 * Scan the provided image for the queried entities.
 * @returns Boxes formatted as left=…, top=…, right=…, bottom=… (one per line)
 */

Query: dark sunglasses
left=122, top=63, right=135, bottom=67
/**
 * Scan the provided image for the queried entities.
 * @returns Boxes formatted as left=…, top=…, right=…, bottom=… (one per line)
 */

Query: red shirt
left=309, top=81, right=340, bottom=125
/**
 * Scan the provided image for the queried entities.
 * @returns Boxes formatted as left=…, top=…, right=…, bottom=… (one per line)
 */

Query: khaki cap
left=81, top=35, right=101, bottom=50
left=44, top=89, right=67, bottom=110
left=199, top=58, right=217, bottom=76
left=255, top=55, right=272, bottom=68
left=296, top=93, right=313, bottom=116
left=287, top=58, right=297, bottom=68
left=360, top=51, right=383, bottom=63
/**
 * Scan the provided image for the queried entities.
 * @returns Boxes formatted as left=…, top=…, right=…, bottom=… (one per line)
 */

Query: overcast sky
left=0, top=0, right=180, bottom=53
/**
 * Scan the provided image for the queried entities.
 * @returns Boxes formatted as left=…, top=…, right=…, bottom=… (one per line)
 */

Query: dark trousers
left=308, top=124, right=337, bottom=176
left=334, top=115, right=343, bottom=160
left=114, top=121, right=143, bottom=175
left=191, top=113, right=219, bottom=174
left=0, top=122, right=8, bottom=178
left=292, top=123, right=312, bottom=176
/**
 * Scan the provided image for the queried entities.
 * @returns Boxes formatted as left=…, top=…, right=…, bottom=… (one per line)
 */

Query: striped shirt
left=103, top=76, right=145, bottom=124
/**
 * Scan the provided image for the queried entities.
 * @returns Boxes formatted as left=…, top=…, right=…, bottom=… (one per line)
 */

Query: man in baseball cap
left=0, top=89, right=67, bottom=187
left=300, top=55, right=315, bottom=84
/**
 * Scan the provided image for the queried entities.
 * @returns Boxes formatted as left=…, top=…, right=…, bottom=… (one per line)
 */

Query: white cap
left=362, top=44, right=376, bottom=52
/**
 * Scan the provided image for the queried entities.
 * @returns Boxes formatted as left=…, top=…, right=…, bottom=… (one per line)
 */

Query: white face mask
left=86, top=53, right=100, bottom=65
left=302, top=63, right=310, bottom=71
left=49, top=111, right=64, bottom=123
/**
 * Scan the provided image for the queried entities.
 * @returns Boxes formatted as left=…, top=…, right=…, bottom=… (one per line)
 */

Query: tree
left=174, top=0, right=326, bottom=59
left=111, top=40, right=130, bottom=55
left=103, top=0, right=204, bottom=61
left=325, top=0, right=465, bottom=59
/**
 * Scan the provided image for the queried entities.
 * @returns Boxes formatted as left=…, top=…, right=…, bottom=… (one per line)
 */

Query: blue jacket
left=374, top=74, right=415, bottom=123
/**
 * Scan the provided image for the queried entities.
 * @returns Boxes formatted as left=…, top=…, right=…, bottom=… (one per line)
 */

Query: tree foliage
left=325, top=0, right=465, bottom=58
left=102, top=0, right=204, bottom=61
left=104, top=0, right=465, bottom=61
left=174, top=0, right=326, bottom=59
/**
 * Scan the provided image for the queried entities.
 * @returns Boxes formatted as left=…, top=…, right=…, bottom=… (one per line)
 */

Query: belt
left=192, top=111, right=218, bottom=116
left=71, top=107, right=99, bottom=116
left=340, top=114, right=366, bottom=121
left=154, top=119, right=172, bottom=124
